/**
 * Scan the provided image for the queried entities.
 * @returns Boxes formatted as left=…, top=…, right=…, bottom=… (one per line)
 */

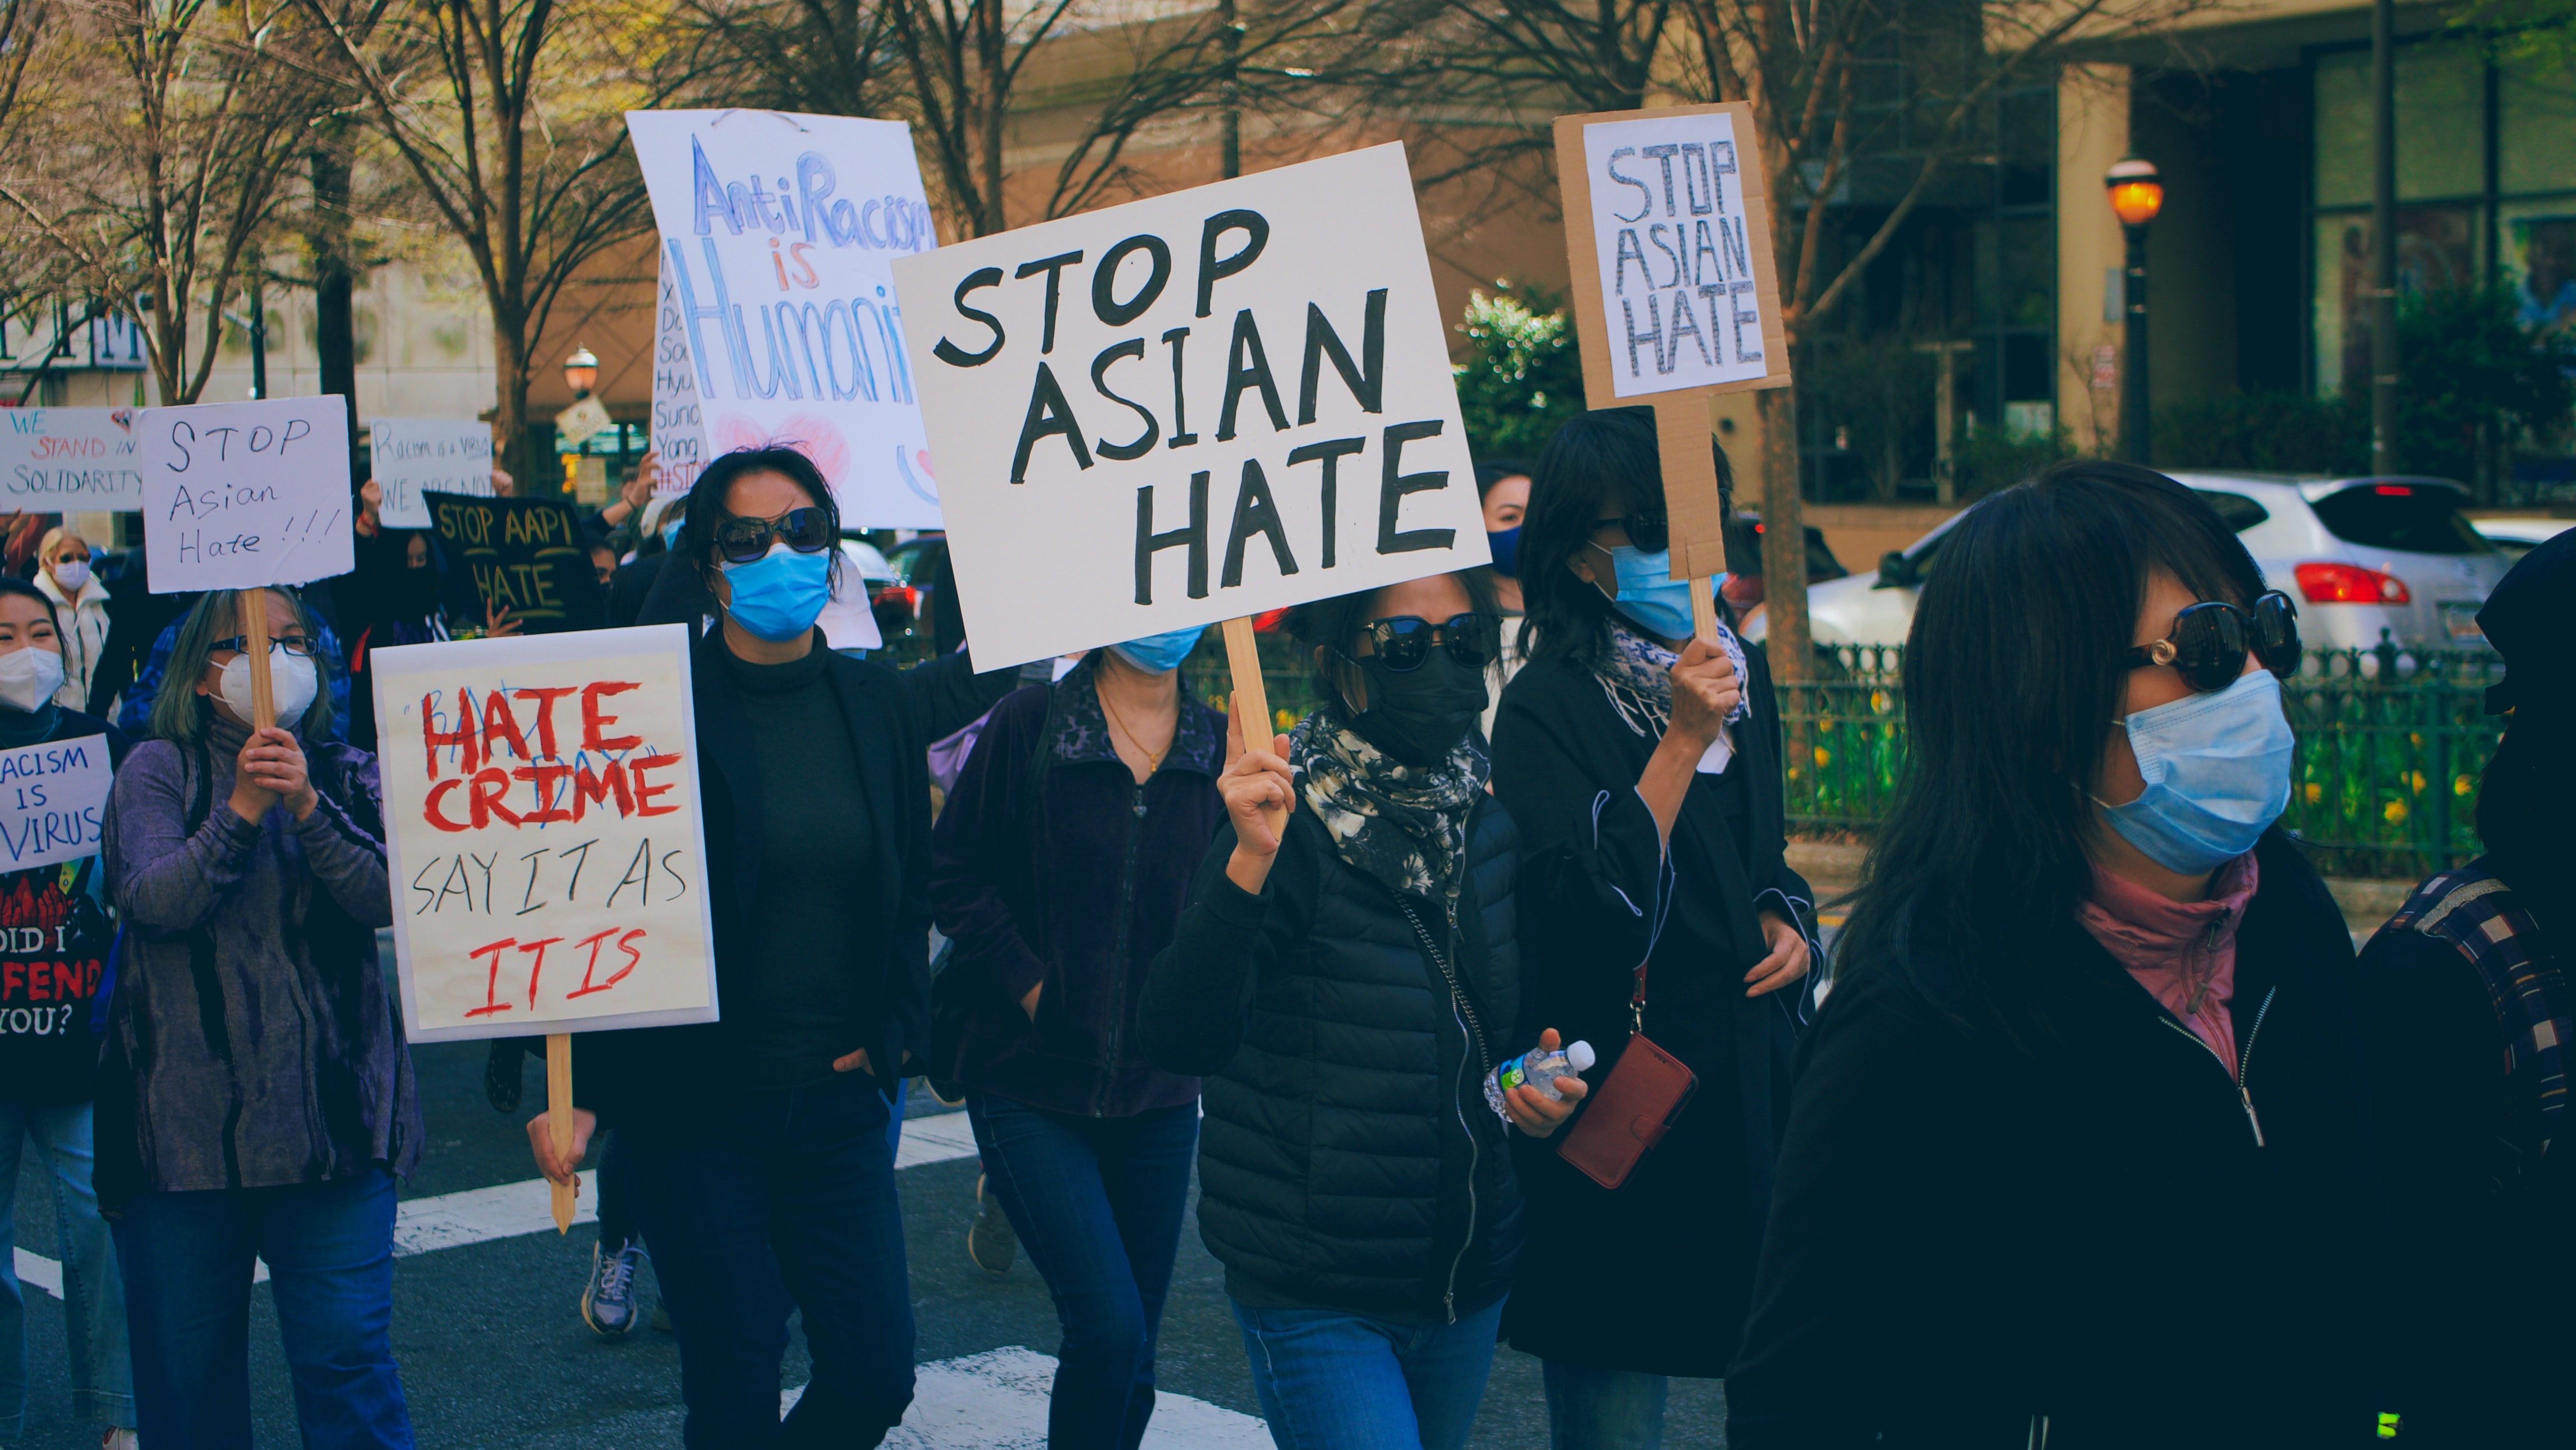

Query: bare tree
left=293, top=0, right=656, bottom=482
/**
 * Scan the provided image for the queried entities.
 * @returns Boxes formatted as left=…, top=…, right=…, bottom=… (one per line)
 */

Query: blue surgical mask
left=1108, top=626, right=1205, bottom=675
left=720, top=543, right=832, bottom=643
left=660, top=515, right=684, bottom=550
left=1596, top=545, right=1722, bottom=642
left=1487, top=526, right=1521, bottom=578
left=2098, top=670, right=2294, bottom=874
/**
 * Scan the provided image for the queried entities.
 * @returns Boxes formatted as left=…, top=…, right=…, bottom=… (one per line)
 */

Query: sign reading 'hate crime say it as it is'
left=374, top=626, right=717, bottom=1043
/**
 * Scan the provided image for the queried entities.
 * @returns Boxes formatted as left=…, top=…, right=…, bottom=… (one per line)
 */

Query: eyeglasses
left=1590, top=510, right=1669, bottom=554
left=712, top=507, right=835, bottom=565
left=2124, top=591, right=2301, bottom=692
left=1347, top=614, right=1496, bottom=672
left=210, top=634, right=315, bottom=659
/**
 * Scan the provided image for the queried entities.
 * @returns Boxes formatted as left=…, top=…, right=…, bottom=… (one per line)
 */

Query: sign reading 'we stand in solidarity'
left=894, top=143, right=1485, bottom=669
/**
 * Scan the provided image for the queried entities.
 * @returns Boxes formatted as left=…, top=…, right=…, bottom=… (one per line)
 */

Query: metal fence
left=1776, top=643, right=2507, bottom=879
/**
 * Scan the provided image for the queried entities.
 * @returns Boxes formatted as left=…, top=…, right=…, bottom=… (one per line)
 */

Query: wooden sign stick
left=240, top=593, right=277, bottom=728
left=547, top=1035, right=576, bottom=1232
left=1221, top=616, right=1290, bottom=838
left=1652, top=394, right=1729, bottom=647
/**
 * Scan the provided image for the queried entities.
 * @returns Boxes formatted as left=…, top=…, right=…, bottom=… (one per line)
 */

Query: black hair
left=1837, top=460, right=2270, bottom=1046
left=680, top=446, right=844, bottom=595
left=1475, top=460, right=1535, bottom=498
left=1282, top=568, right=1499, bottom=709
left=0, top=577, right=60, bottom=634
left=1518, top=407, right=1732, bottom=665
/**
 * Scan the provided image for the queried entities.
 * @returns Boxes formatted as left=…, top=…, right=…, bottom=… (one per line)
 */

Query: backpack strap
left=2395, top=866, right=2571, bottom=1154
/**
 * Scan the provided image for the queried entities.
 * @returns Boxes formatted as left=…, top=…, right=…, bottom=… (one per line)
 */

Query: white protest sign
left=0, top=733, right=111, bottom=872
left=628, top=108, right=942, bottom=528
left=893, top=143, right=1485, bottom=671
left=139, top=396, right=353, bottom=593
left=651, top=256, right=706, bottom=497
left=374, top=625, right=717, bottom=1043
left=1567, top=104, right=1788, bottom=400
left=370, top=418, right=493, bottom=529
left=0, top=410, right=142, bottom=510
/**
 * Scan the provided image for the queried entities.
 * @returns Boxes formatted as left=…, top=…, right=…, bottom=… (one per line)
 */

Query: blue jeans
left=968, top=1094, right=1197, bottom=1450
left=629, top=1071, right=914, bottom=1448
left=1541, top=1360, right=1668, bottom=1450
left=0, top=1100, right=132, bottom=1435
left=114, top=1168, right=412, bottom=1449
left=1231, top=1296, right=1507, bottom=1450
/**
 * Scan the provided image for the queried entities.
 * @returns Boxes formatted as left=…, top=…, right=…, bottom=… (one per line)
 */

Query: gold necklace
left=1097, top=685, right=1171, bottom=772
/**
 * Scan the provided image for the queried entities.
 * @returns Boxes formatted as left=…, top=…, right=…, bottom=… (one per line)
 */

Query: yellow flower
left=2303, top=782, right=2324, bottom=805
left=2384, top=800, right=2408, bottom=824
left=2410, top=770, right=2427, bottom=794
left=2409, top=732, right=2424, bottom=747
left=2454, top=774, right=2473, bottom=797
left=1275, top=708, right=1296, bottom=732
left=1813, top=746, right=1832, bottom=768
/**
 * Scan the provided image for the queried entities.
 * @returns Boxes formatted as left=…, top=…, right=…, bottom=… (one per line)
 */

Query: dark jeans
left=1231, top=1296, right=1506, bottom=1450
left=1542, top=1360, right=1668, bottom=1449
left=596, top=1126, right=640, bottom=1251
left=968, top=1093, right=1198, bottom=1450
left=114, top=1169, right=412, bottom=1450
left=629, top=1070, right=914, bottom=1448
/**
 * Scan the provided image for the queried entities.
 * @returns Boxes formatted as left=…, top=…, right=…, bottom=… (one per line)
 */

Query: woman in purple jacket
left=928, top=630, right=1226, bottom=1450
left=98, top=586, right=415, bottom=1450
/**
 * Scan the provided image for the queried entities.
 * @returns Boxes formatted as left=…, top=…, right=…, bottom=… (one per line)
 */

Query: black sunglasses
left=1591, top=511, right=1669, bottom=555
left=2124, top=591, right=2302, bottom=692
left=1347, top=614, right=1496, bottom=672
left=712, top=507, right=836, bottom=565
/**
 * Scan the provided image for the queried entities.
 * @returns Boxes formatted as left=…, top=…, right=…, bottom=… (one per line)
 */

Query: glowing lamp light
left=2104, top=157, right=2164, bottom=228
left=563, top=345, right=600, bottom=396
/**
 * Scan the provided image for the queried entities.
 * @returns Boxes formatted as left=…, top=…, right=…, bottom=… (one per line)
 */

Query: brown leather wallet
left=1556, top=1031, right=1698, bottom=1190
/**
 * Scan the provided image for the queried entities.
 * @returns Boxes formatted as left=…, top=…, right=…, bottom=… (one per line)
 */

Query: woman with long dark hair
left=527, top=447, right=931, bottom=1447
left=1727, top=461, right=2386, bottom=1447
left=1487, top=407, right=1812, bottom=1448
left=1142, top=570, right=1588, bottom=1450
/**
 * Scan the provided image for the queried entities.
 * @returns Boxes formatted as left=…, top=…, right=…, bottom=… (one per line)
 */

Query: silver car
left=1751, top=473, right=2513, bottom=655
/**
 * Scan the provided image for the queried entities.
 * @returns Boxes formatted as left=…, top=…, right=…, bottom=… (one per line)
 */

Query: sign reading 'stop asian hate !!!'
left=139, top=396, right=353, bottom=593
left=893, top=143, right=1485, bottom=671
left=374, top=626, right=717, bottom=1043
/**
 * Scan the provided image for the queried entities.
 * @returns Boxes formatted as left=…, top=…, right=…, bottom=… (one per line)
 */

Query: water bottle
left=1484, top=1040, right=1595, bottom=1117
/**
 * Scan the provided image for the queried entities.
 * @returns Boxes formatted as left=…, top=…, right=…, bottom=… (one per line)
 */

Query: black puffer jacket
left=1142, top=795, right=1526, bottom=1323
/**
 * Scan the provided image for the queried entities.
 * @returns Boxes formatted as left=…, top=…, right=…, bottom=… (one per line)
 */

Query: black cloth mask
left=1344, top=650, right=1489, bottom=767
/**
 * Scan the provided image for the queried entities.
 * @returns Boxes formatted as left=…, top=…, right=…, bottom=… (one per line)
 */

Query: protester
left=928, top=628, right=1226, bottom=1449
left=98, top=585, right=417, bottom=1448
left=33, top=529, right=111, bottom=713
left=0, top=577, right=136, bottom=1450
left=1142, top=571, right=1586, bottom=1450
left=2360, top=528, right=2573, bottom=1446
left=1491, top=409, right=1813, bottom=1448
left=89, top=550, right=185, bottom=732
left=607, top=495, right=684, bottom=630
left=1478, top=460, right=1534, bottom=744
left=1727, top=461, right=2385, bottom=1447
left=527, top=446, right=929, bottom=1447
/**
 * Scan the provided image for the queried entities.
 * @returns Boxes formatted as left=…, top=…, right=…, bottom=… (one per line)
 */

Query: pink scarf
left=2077, top=853, right=2260, bottom=1078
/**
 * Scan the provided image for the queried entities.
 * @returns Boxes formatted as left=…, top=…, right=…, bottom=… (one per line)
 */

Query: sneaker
left=582, top=1240, right=645, bottom=1338
left=102, top=1430, right=139, bottom=1450
left=967, top=1172, right=1016, bottom=1276
left=484, top=1038, right=525, bottom=1113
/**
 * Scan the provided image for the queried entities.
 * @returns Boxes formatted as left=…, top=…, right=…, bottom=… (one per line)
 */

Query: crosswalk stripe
left=797, top=1346, right=1269, bottom=1447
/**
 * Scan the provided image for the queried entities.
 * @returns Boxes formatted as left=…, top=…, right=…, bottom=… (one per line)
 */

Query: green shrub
left=1452, top=281, right=1586, bottom=460
left=2154, top=390, right=2367, bottom=474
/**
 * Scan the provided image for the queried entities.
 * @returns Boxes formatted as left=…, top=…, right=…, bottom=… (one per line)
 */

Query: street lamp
left=563, top=345, right=600, bottom=397
left=2105, top=157, right=2163, bottom=465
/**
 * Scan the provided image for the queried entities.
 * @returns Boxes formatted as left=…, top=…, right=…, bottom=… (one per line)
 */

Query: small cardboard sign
left=139, top=397, right=353, bottom=594
left=0, top=733, right=111, bottom=871
left=0, top=410, right=142, bottom=510
left=374, top=626, right=718, bottom=1042
left=370, top=419, right=494, bottom=530
left=893, top=142, right=1485, bottom=671
left=425, top=492, right=608, bottom=634
left=628, top=108, right=943, bottom=529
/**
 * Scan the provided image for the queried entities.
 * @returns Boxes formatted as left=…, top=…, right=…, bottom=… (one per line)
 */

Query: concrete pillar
left=2059, top=64, right=2133, bottom=457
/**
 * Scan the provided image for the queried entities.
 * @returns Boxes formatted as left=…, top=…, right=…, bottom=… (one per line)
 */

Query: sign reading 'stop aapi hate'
left=892, top=143, right=1485, bottom=671
left=139, top=396, right=353, bottom=594
left=374, top=626, right=717, bottom=1043
left=627, top=108, right=942, bottom=528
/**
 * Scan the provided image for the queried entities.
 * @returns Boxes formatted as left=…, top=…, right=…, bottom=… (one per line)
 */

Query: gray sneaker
left=968, top=1173, right=1016, bottom=1276
left=582, top=1240, right=645, bottom=1338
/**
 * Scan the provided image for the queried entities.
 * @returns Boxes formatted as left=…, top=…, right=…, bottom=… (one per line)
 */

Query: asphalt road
left=0, top=1007, right=1728, bottom=1447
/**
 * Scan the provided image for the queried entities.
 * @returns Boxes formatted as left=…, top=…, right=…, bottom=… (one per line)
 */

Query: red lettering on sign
left=464, top=937, right=515, bottom=1016
left=468, top=768, right=523, bottom=828
left=424, top=695, right=479, bottom=779
left=567, top=928, right=645, bottom=999
left=512, top=762, right=575, bottom=824
left=580, top=681, right=643, bottom=752
left=423, top=778, right=470, bottom=832
left=481, top=691, right=533, bottom=763
left=629, top=752, right=687, bottom=818
left=572, top=761, right=632, bottom=821
left=512, top=686, right=579, bottom=758
left=517, top=935, right=564, bottom=1008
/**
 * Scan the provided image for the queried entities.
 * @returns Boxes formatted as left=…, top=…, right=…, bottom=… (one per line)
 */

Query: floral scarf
left=1594, top=621, right=1751, bottom=742
left=1291, top=700, right=1488, bottom=904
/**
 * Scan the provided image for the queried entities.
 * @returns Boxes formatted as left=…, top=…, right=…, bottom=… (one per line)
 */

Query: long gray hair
left=148, top=588, right=337, bottom=745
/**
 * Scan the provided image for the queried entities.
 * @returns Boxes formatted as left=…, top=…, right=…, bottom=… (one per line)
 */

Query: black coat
left=1488, top=642, right=1813, bottom=1377
left=1141, top=795, right=1527, bottom=1323
left=928, top=661, right=1222, bottom=1117
left=1727, top=830, right=2389, bottom=1449
left=579, top=629, right=930, bottom=1120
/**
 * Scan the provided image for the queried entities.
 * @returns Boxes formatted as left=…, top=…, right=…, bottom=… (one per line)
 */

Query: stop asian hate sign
left=372, top=625, right=718, bottom=1043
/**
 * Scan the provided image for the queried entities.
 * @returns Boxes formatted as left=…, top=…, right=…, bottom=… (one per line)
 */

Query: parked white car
left=2471, top=515, right=2574, bottom=559
left=1749, top=474, right=2514, bottom=655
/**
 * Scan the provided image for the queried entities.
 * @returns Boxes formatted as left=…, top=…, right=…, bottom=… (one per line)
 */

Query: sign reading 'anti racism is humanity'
left=893, top=143, right=1486, bottom=670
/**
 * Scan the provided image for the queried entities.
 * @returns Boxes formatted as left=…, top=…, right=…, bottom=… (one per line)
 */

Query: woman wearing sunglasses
left=1483, top=407, right=1813, bottom=1449
left=1728, top=462, right=2387, bottom=1448
left=1143, top=570, right=1588, bottom=1450
left=527, top=447, right=930, bottom=1448
left=100, top=587, right=417, bottom=1447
